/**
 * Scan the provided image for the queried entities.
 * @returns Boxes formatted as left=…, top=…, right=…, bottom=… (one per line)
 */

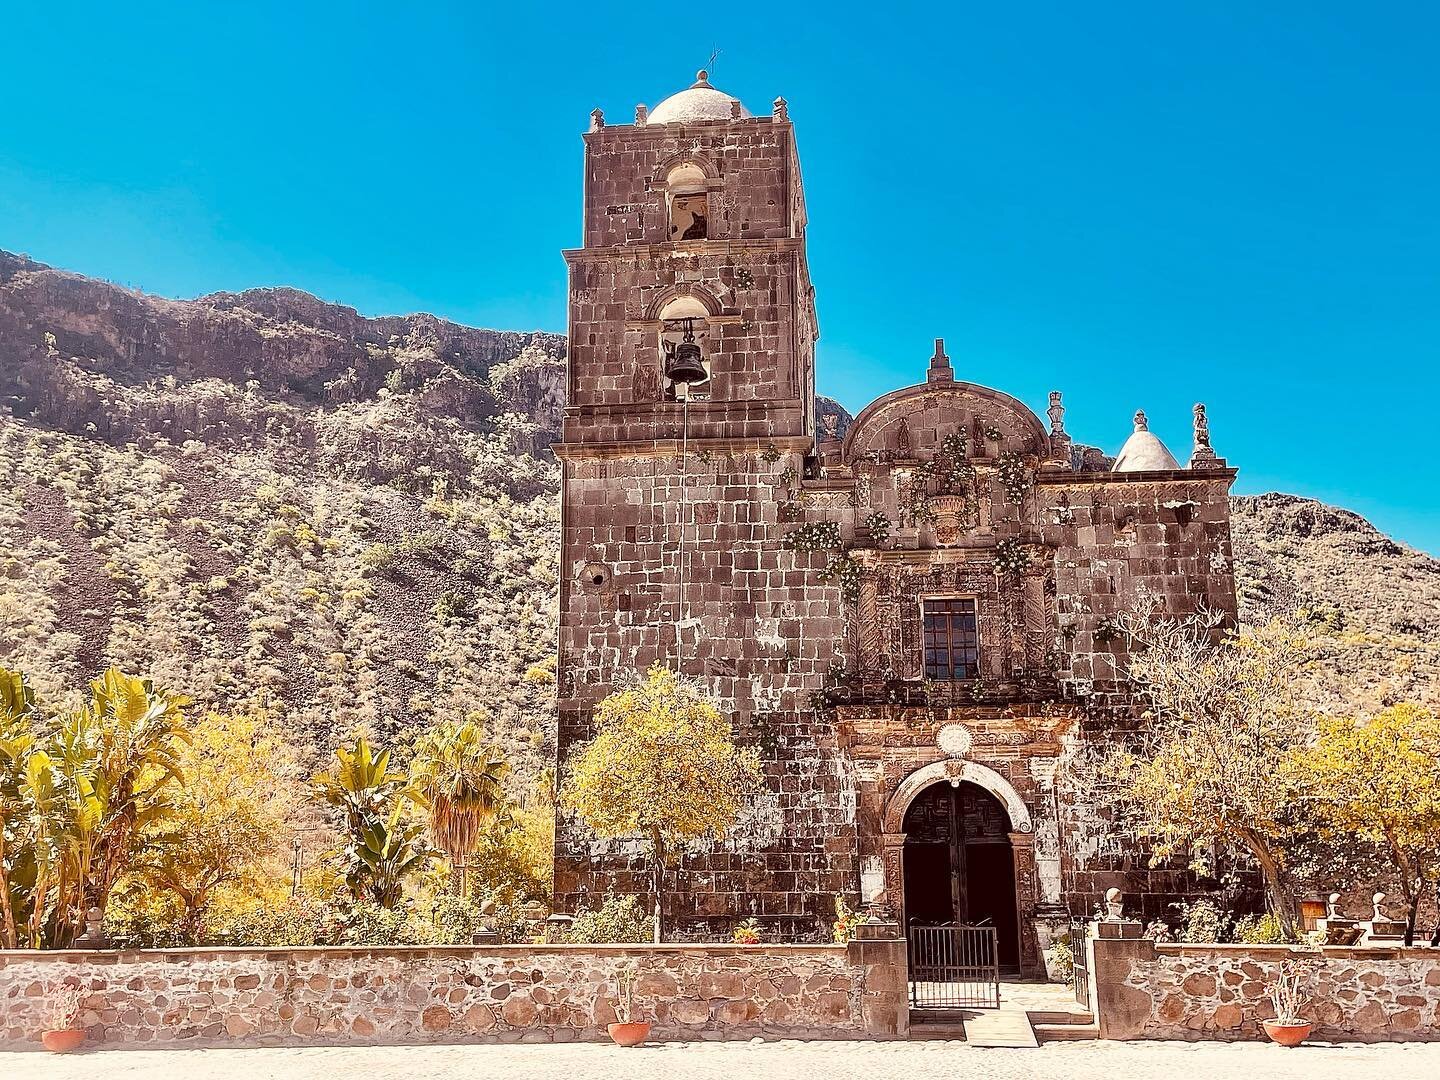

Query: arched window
left=666, top=163, right=709, bottom=242
left=657, top=295, right=712, bottom=401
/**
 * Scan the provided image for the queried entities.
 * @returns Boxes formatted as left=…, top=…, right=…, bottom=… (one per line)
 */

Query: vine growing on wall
left=817, top=553, right=864, bottom=602
left=994, top=537, right=1031, bottom=578
left=862, top=511, right=891, bottom=543
left=997, top=451, right=1033, bottom=506
left=780, top=521, right=842, bottom=553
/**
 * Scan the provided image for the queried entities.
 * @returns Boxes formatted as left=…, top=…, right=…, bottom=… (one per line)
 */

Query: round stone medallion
left=936, top=723, right=972, bottom=759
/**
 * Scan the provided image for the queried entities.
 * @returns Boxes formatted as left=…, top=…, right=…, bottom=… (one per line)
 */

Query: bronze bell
left=664, top=318, right=708, bottom=385
left=665, top=339, right=707, bottom=385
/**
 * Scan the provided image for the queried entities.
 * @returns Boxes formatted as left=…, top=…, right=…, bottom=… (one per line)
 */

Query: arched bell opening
left=657, top=295, right=712, bottom=401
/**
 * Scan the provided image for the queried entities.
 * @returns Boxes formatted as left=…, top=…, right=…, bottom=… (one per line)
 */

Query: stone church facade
left=553, top=73, right=1238, bottom=974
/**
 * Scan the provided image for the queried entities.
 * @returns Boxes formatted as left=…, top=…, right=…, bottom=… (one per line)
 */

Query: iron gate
left=907, top=924, right=1000, bottom=1009
left=1070, top=918, right=1090, bottom=1009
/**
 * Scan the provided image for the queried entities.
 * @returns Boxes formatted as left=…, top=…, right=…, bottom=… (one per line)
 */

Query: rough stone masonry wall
left=1098, top=941, right=1440, bottom=1041
left=0, top=941, right=907, bottom=1049
left=555, top=450, right=859, bottom=939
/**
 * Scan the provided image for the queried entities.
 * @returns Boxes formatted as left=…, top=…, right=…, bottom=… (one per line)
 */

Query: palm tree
left=408, top=721, right=508, bottom=894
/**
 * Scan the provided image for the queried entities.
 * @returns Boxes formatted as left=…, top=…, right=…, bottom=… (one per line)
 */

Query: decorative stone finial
left=773, top=96, right=789, bottom=122
left=926, top=338, right=955, bottom=383
left=1048, top=391, right=1066, bottom=436
left=1326, top=892, right=1342, bottom=919
left=1133, top=409, right=1148, bottom=432
left=821, top=412, right=840, bottom=441
left=634, top=103, right=648, bottom=126
left=589, top=108, right=605, bottom=131
left=1188, top=402, right=1224, bottom=469
left=75, top=904, right=107, bottom=948
left=730, top=99, right=742, bottom=119
left=1104, top=887, right=1124, bottom=921
left=1372, top=892, right=1388, bottom=921
left=695, top=69, right=709, bottom=85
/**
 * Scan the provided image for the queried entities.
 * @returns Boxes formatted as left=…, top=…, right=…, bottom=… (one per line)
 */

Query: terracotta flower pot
left=1263, top=1020, right=1313, bottom=1047
left=607, top=1021, right=651, bottom=1047
left=42, top=1028, right=86, bottom=1053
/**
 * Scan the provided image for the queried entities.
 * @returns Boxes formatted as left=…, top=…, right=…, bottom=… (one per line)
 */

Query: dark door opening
left=902, top=780, right=1020, bottom=972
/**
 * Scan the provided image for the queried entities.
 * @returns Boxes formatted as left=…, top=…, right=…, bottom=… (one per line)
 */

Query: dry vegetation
left=2, top=250, right=1435, bottom=786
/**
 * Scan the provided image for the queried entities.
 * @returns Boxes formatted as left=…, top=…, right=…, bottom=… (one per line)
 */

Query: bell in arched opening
left=663, top=317, right=708, bottom=387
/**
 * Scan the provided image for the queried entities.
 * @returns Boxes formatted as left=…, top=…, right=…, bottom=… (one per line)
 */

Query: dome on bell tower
left=648, top=70, right=751, bottom=124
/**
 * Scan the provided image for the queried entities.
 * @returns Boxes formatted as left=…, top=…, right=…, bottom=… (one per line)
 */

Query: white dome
left=648, top=71, right=750, bottom=125
left=1113, top=410, right=1180, bottom=472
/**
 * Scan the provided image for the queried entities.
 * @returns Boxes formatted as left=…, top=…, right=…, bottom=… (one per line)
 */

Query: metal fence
left=907, top=924, right=1001, bottom=1009
left=1071, top=918, right=1090, bottom=1010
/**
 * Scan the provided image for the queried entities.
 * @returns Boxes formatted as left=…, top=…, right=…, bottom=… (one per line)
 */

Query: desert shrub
left=567, top=890, right=649, bottom=944
left=219, top=895, right=340, bottom=947
left=1175, top=899, right=1230, bottom=943
left=360, top=543, right=394, bottom=570
left=1232, top=913, right=1287, bottom=944
left=339, top=901, right=415, bottom=945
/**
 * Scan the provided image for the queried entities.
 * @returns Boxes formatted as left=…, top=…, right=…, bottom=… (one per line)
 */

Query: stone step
left=1033, top=1022, right=1100, bottom=1043
left=1027, top=1009, right=1095, bottom=1025
left=909, top=1021, right=968, bottom=1041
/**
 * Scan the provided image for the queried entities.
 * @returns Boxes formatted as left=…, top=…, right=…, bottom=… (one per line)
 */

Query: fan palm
left=408, top=721, right=508, bottom=893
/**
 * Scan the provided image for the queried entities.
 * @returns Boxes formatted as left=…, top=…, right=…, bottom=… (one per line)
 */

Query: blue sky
left=4, top=3, right=1437, bottom=553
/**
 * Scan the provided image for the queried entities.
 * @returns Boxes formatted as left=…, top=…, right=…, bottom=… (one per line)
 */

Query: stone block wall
left=555, top=448, right=860, bottom=938
left=0, top=940, right=907, bottom=1049
left=1092, top=938, right=1440, bottom=1041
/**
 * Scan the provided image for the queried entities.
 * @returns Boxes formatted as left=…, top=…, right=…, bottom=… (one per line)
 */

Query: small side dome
left=648, top=70, right=751, bottom=125
left=1113, top=410, right=1180, bottom=472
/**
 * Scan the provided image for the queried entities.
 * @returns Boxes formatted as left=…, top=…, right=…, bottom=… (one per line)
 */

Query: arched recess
left=883, top=758, right=1032, bottom=835
left=641, top=283, right=724, bottom=321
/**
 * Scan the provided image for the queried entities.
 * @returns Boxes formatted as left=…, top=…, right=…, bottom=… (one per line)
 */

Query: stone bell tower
left=553, top=74, right=851, bottom=934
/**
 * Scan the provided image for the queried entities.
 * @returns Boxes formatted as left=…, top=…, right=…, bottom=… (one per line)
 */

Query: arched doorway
left=902, top=780, right=1021, bottom=972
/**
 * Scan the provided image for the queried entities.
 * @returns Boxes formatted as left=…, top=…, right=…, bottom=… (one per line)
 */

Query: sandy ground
left=8, top=1039, right=1440, bottom=1080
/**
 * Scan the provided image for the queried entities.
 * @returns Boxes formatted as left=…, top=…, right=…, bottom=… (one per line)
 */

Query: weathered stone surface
left=0, top=944, right=907, bottom=1048
left=1120, top=944, right=1440, bottom=1042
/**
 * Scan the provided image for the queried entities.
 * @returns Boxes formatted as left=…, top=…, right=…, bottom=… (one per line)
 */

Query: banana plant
left=316, top=736, right=429, bottom=907
left=347, top=802, right=432, bottom=908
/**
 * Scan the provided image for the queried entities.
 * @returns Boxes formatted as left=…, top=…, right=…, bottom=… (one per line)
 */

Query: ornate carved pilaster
left=881, top=832, right=907, bottom=917
left=1009, top=831, right=1042, bottom=976
left=858, top=571, right=881, bottom=672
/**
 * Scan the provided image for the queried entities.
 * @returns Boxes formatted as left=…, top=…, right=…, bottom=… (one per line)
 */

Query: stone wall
left=1092, top=936, right=1440, bottom=1042
left=0, top=939, right=907, bottom=1049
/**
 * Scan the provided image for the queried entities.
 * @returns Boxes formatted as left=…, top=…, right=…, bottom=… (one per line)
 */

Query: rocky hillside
left=1, top=253, right=1434, bottom=781
left=1231, top=493, right=1440, bottom=709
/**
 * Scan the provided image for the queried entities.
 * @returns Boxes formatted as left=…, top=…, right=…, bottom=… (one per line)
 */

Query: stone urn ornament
left=41, top=985, right=86, bottom=1054
left=606, top=964, right=651, bottom=1047
left=1261, top=964, right=1313, bottom=1047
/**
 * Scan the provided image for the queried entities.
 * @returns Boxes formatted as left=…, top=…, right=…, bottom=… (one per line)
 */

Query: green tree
left=408, top=720, right=508, bottom=894
left=0, top=667, right=39, bottom=947
left=135, top=709, right=303, bottom=939
left=561, top=665, right=761, bottom=942
left=1087, top=614, right=1313, bottom=940
left=1290, top=703, right=1440, bottom=945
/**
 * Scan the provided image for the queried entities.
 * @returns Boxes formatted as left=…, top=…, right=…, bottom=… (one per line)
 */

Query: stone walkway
left=8, top=1040, right=1440, bottom=1080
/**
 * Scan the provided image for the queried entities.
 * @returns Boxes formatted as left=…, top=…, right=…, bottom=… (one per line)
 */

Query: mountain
left=1, top=253, right=1434, bottom=783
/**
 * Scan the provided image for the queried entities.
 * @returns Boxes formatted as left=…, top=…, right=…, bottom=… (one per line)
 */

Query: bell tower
left=553, top=75, right=839, bottom=930
left=559, top=71, right=818, bottom=446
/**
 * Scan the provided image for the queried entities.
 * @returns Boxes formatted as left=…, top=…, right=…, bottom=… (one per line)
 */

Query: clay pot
left=42, top=1028, right=86, bottom=1053
left=1262, top=1020, right=1313, bottom=1047
left=607, top=1021, right=651, bottom=1047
